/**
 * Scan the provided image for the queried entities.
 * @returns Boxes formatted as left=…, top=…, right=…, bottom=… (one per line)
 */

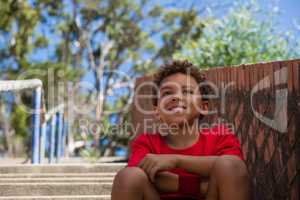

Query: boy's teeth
left=172, top=107, right=184, bottom=112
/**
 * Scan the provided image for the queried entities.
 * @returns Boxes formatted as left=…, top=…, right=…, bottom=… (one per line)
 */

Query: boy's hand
left=138, top=153, right=179, bottom=182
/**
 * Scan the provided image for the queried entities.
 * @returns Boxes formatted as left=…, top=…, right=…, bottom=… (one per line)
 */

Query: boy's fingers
left=150, top=166, right=158, bottom=182
left=145, top=161, right=154, bottom=175
left=143, top=160, right=151, bottom=174
left=140, top=159, right=153, bottom=178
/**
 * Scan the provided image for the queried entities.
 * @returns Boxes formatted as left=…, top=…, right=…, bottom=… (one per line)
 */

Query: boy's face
left=154, top=73, right=207, bottom=126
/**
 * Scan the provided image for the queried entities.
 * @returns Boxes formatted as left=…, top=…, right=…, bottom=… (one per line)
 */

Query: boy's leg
left=111, top=167, right=161, bottom=200
left=206, top=155, right=250, bottom=200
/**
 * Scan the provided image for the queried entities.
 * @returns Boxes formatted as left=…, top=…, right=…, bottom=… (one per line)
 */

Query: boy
left=112, top=60, right=250, bottom=200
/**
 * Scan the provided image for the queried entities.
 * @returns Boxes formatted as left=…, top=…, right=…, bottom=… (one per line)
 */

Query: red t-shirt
left=127, top=124, right=244, bottom=200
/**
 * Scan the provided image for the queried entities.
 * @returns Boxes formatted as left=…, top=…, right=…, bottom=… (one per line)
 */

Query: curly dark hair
left=152, top=60, right=212, bottom=106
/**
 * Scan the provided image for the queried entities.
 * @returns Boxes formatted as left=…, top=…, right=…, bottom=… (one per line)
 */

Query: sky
left=198, top=0, right=300, bottom=37
left=262, top=0, right=300, bottom=35
left=172, top=0, right=300, bottom=36
left=249, top=0, right=300, bottom=37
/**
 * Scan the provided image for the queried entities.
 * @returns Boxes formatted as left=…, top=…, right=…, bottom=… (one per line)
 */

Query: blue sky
left=203, top=0, right=299, bottom=36
left=263, top=0, right=300, bottom=34
left=154, top=0, right=300, bottom=36
left=250, top=0, right=300, bottom=37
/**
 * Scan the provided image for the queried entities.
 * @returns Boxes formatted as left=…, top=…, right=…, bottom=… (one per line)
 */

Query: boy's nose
left=171, top=94, right=181, bottom=102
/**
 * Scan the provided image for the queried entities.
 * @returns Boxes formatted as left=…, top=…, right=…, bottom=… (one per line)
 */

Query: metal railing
left=0, top=79, right=67, bottom=164
left=41, top=104, right=66, bottom=163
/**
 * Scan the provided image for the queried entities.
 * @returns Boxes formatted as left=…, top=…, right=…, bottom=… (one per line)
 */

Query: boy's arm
left=128, top=135, right=179, bottom=193
left=175, top=125, right=244, bottom=177
left=153, top=171, right=178, bottom=192
left=175, top=155, right=218, bottom=177
left=152, top=155, right=235, bottom=193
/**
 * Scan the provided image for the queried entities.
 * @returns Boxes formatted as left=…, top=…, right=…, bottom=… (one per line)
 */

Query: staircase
left=0, top=163, right=126, bottom=200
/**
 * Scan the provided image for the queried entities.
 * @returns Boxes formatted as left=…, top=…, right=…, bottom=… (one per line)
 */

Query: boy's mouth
left=167, top=104, right=187, bottom=113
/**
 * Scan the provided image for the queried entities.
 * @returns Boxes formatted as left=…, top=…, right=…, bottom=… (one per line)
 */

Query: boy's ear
left=199, top=100, right=209, bottom=115
left=153, top=105, right=160, bottom=121
left=153, top=106, right=159, bottom=119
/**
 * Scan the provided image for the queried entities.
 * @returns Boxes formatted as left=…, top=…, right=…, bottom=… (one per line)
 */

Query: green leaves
left=11, top=105, right=29, bottom=138
left=0, top=0, right=210, bottom=157
left=174, top=3, right=300, bottom=68
left=34, top=36, right=48, bottom=48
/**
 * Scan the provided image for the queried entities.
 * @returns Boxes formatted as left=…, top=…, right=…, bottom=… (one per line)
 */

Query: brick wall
left=130, top=59, right=300, bottom=200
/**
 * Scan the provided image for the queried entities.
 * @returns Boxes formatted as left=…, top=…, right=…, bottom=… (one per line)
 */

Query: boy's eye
left=183, top=89, right=194, bottom=95
left=161, top=91, right=172, bottom=97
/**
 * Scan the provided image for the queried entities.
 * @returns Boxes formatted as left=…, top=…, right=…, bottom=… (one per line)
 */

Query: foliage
left=10, top=105, right=29, bottom=138
left=174, top=2, right=300, bottom=68
left=79, top=148, right=100, bottom=163
left=0, top=0, right=205, bottom=158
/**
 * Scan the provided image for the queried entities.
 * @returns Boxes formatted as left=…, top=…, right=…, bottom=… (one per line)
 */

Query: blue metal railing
left=38, top=104, right=66, bottom=164
left=0, top=79, right=68, bottom=164
left=32, top=86, right=42, bottom=164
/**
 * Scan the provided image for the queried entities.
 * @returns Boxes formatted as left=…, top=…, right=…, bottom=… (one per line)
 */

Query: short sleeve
left=127, top=134, right=151, bottom=167
left=213, top=125, right=244, bottom=161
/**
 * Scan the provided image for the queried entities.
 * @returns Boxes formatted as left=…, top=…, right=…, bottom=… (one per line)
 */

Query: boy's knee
left=113, top=167, right=149, bottom=190
left=212, top=155, right=249, bottom=184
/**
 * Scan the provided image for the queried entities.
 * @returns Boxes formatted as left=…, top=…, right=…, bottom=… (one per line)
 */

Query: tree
left=174, top=2, right=300, bottom=68
left=0, top=0, right=206, bottom=158
left=0, top=0, right=82, bottom=158
left=66, top=0, right=205, bottom=153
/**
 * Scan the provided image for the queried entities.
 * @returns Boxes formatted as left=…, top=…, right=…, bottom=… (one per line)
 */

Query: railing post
left=56, top=111, right=64, bottom=162
left=62, top=120, right=68, bottom=157
left=32, top=86, right=42, bottom=164
left=49, top=114, right=56, bottom=163
left=39, top=122, right=47, bottom=163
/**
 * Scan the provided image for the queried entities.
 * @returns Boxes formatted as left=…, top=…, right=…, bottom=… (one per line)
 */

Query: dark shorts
left=160, top=194, right=200, bottom=200
left=161, top=198, right=198, bottom=200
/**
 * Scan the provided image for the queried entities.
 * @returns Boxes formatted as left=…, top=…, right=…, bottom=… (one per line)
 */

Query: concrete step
left=0, top=183, right=112, bottom=196
left=0, top=177, right=115, bottom=183
left=0, top=163, right=126, bottom=174
left=0, top=172, right=116, bottom=178
left=0, top=156, right=126, bottom=164
left=0, top=163, right=125, bottom=198
left=0, top=195, right=111, bottom=199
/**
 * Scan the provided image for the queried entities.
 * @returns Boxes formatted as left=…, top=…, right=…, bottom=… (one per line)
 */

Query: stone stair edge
left=0, top=195, right=110, bottom=200
left=0, top=163, right=127, bottom=167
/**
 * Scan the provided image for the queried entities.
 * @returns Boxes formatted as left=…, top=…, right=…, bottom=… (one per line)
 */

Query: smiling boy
left=111, top=60, right=250, bottom=200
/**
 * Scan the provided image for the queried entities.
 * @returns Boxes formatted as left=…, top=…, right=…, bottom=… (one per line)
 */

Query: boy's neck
left=163, top=120, right=200, bottom=149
